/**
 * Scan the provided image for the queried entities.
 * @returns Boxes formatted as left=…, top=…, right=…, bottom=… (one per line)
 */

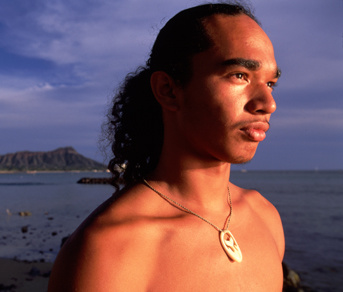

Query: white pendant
left=220, top=230, right=243, bottom=263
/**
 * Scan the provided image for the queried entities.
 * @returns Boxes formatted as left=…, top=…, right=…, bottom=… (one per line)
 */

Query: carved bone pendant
left=220, top=230, right=243, bottom=263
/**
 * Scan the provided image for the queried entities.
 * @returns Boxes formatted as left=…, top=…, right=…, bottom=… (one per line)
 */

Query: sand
left=0, top=258, right=53, bottom=292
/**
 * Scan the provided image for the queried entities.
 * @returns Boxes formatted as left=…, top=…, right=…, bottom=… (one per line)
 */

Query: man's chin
left=232, top=158, right=253, bottom=165
left=230, top=153, right=255, bottom=165
left=231, top=146, right=258, bottom=164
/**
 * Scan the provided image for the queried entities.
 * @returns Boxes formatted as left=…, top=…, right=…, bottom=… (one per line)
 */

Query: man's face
left=175, top=14, right=279, bottom=164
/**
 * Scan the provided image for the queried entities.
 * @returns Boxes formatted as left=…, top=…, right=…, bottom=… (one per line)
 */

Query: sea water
left=0, top=170, right=342, bottom=291
left=0, top=172, right=113, bottom=262
left=231, top=170, right=343, bottom=292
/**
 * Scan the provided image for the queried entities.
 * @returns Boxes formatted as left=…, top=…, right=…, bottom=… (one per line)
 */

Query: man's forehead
left=201, top=14, right=278, bottom=72
left=203, top=13, right=261, bottom=39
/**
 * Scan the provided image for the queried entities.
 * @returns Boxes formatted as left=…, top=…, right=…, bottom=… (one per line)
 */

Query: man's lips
left=240, top=122, right=270, bottom=142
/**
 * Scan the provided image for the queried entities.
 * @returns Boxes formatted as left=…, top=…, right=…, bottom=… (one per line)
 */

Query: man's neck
left=148, top=153, right=232, bottom=213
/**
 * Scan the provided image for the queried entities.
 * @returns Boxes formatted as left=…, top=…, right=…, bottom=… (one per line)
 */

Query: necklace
left=142, top=179, right=243, bottom=263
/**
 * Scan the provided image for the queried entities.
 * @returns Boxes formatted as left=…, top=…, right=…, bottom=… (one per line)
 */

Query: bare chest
left=145, top=223, right=283, bottom=292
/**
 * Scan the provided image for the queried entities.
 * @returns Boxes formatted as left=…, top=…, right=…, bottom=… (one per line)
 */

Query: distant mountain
left=0, top=147, right=107, bottom=171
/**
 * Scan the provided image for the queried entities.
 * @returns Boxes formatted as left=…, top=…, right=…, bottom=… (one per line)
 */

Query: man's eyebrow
left=275, top=67, right=282, bottom=79
left=222, top=58, right=282, bottom=79
left=221, top=58, right=261, bottom=70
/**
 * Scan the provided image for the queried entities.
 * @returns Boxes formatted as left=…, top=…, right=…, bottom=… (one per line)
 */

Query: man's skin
left=48, top=14, right=285, bottom=292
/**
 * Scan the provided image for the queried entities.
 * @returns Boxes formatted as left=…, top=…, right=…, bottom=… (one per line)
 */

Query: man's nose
left=244, top=85, right=277, bottom=115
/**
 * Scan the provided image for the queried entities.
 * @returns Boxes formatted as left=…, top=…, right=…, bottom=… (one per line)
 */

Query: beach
left=0, top=258, right=52, bottom=292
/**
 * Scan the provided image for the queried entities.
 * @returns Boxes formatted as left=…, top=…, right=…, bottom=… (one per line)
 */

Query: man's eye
left=235, top=73, right=245, bottom=79
left=267, top=81, right=278, bottom=90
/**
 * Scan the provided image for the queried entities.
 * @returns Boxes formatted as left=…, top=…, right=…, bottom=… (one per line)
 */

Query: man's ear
left=150, top=71, right=181, bottom=111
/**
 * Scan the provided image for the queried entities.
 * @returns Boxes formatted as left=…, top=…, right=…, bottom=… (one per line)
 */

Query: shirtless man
left=48, top=3, right=284, bottom=291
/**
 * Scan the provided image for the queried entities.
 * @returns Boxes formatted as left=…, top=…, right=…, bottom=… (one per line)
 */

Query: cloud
left=1, top=1, right=155, bottom=91
left=1, top=0, right=170, bottom=65
left=0, top=0, right=342, bottom=168
left=256, top=0, right=343, bottom=95
left=274, top=108, right=343, bottom=130
left=0, top=76, right=105, bottom=132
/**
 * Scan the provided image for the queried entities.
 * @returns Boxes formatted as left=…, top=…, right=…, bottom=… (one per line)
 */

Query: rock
left=28, top=267, right=41, bottom=277
left=60, top=236, right=70, bottom=247
left=21, top=226, right=29, bottom=233
left=18, top=211, right=32, bottom=217
left=282, top=262, right=313, bottom=292
left=77, top=177, right=112, bottom=184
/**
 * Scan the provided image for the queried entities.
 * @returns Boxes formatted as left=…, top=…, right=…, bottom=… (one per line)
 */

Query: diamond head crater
left=0, top=147, right=107, bottom=172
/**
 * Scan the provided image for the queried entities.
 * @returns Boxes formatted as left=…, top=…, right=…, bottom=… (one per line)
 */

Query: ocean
left=0, top=170, right=342, bottom=291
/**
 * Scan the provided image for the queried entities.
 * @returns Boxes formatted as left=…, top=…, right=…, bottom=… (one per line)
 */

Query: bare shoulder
left=48, top=184, right=162, bottom=292
left=231, top=183, right=285, bottom=258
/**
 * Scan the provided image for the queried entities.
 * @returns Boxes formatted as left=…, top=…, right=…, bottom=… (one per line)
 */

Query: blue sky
left=0, top=0, right=342, bottom=170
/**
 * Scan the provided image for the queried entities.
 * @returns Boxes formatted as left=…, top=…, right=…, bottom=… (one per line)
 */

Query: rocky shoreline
left=0, top=255, right=312, bottom=292
left=1, top=211, right=313, bottom=292
left=0, top=258, right=52, bottom=292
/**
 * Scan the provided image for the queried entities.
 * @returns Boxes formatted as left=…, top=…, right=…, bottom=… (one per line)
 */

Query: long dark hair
left=105, top=3, right=258, bottom=191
